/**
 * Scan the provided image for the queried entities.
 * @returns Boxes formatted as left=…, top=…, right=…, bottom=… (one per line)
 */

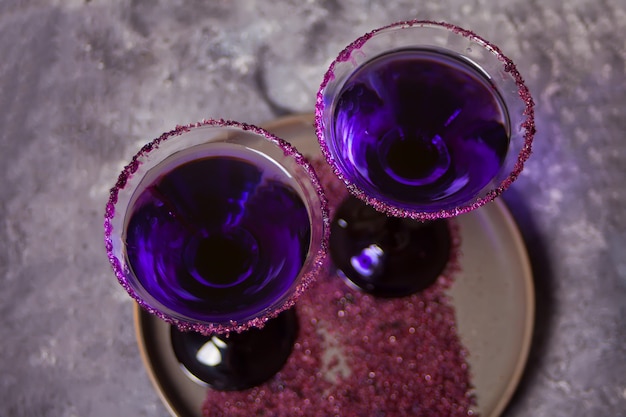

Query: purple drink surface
left=124, top=145, right=311, bottom=323
left=331, top=48, right=510, bottom=211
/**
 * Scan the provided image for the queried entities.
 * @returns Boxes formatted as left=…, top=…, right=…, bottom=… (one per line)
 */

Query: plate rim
left=471, top=197, right=535, bottom=417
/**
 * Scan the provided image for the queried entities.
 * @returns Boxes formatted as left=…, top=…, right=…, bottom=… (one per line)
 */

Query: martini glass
left=316, top=20, right=535, bottom=297
left=104, top=119, right=329, bottom=390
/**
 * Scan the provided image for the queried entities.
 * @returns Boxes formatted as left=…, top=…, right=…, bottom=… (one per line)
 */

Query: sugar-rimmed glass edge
left=104, top=119, right=330, bottom=335
left=315, top=20, right=536, bottom=221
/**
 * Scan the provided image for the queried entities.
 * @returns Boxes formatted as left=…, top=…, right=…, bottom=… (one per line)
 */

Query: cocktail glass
left=105, top=120, right=329, bottom=390
left=316, top=20, right=535, bottom=296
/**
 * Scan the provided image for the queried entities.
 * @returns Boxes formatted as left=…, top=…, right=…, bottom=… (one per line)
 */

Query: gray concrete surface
left=0, top=1, right=624, bottom=416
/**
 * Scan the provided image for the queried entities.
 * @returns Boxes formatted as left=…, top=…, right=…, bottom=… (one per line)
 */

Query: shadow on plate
left=501, top=189, right=556, bottom=414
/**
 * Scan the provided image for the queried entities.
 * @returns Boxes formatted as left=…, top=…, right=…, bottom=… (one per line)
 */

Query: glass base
left=330, top=195, right=451, bottom=297
left=170, top=309, right=298, bottom=391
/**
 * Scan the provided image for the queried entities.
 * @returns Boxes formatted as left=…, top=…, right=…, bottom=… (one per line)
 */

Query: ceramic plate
left=134, top=114, right=534, bottom=417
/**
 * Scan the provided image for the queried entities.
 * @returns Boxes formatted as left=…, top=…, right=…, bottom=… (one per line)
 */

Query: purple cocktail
left=105, top=120, right=329, bottom=389
left=126, top=147, right=311, bottom=325
left=332, top=49, right=509, bottom=211
left=316, top=21, right=535, bottom=296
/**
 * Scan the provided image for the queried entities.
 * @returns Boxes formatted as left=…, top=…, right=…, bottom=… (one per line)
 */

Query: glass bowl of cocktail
left=105, top=120, right=329, bottom=390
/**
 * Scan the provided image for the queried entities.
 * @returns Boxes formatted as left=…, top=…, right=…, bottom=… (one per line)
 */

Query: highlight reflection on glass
left=197, top=336, right=226, bottom=367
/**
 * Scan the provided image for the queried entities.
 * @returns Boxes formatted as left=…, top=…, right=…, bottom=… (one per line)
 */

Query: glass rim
left=104, top=119, right=330, bottom=334
left=315, top=19, right=536, bottom=220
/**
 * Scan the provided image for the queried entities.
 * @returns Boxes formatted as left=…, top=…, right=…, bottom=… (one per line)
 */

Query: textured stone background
left=1, top=0, right=625, bottom=416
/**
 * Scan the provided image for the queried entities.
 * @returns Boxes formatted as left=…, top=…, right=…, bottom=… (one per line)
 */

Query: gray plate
left=134, top=114, right=535, bottom=417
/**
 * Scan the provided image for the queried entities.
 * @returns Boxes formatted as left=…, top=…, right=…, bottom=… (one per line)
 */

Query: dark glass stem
left=330, top=196, right=451, bottom=297
left=171, top=309, right=298, bottom=391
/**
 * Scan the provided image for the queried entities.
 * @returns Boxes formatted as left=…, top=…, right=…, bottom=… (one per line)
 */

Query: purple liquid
left=332, top=49, right=510, bottom=211
left=125, top=146, right=311, bottom=323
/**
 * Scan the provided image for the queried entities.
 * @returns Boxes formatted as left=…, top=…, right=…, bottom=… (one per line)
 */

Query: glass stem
left=329, top=195, right=452, bottom=297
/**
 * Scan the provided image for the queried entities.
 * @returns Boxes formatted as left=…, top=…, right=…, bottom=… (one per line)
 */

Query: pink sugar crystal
left=202, top=158, right=476, bottom=417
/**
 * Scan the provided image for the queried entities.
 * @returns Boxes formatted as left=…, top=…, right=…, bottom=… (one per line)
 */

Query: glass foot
left=170, top=309, right=298, bottom=391
left=330, top=195, right=451, bottom=297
